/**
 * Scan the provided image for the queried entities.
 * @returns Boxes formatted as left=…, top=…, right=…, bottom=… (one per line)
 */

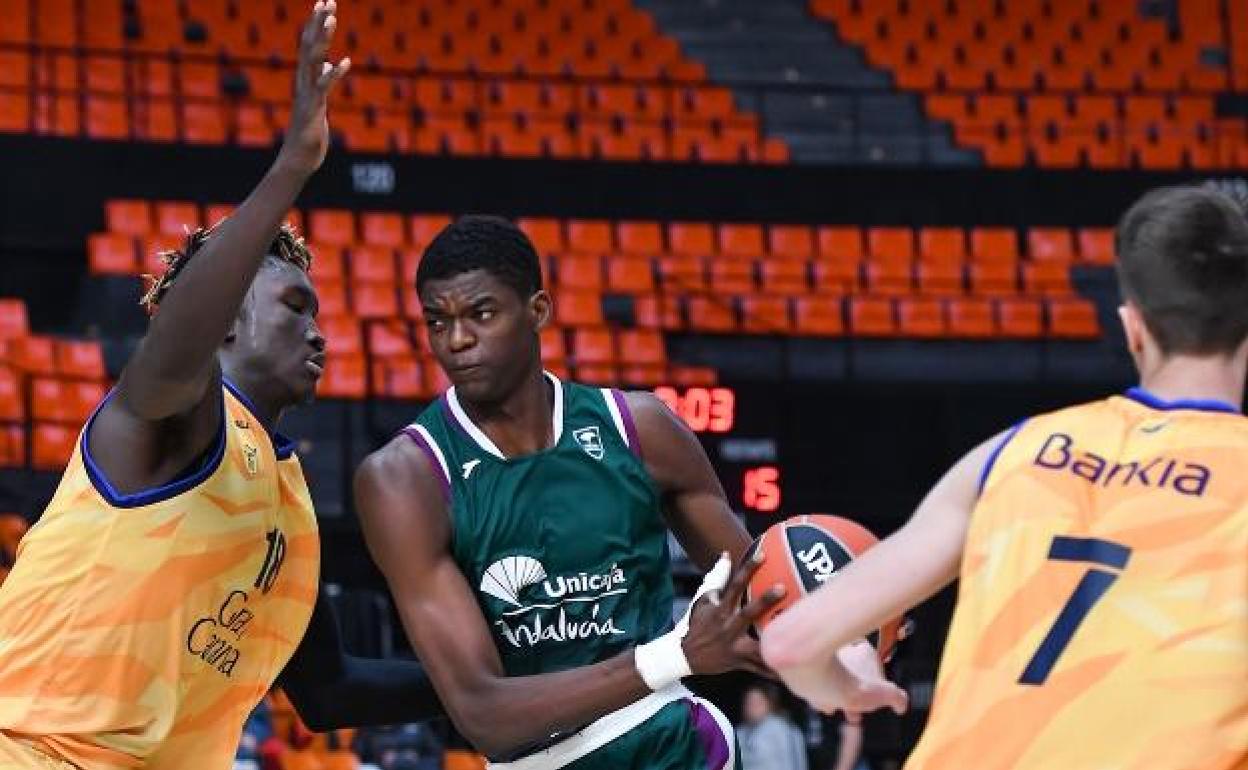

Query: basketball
left=746, top=514, right=903, bottom=661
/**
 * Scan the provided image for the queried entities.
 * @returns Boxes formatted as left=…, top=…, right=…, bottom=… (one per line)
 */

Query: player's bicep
left=354, top=443, right=505, bottom=723
left=625, top=391, right=751, bottom=569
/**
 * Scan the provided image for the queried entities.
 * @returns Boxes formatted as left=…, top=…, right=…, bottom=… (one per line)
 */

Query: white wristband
left=634, top=553, right=732, bottom=692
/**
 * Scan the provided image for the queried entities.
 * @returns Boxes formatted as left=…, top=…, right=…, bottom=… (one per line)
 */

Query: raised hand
left=278, top=0, right=351, bottom=175
left=681, top=549, right=785, bottom=678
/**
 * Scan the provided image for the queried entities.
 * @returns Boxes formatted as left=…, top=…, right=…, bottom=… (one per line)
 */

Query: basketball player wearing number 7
left=763, top=186, right=1248, bottom=769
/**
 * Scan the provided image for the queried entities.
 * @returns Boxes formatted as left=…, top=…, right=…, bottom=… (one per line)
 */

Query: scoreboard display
left=653, top=385, right=783, bottom=530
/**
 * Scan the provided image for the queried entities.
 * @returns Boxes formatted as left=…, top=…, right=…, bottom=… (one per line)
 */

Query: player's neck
left=1137, top=353, right=1247, bottom=411
left=460, top=369, right=554, bottom=456
left=222, top=367, right=286, bottom=432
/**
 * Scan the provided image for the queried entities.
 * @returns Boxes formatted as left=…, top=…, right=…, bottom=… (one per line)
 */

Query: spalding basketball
left=746, top=514, right=903, bottom=662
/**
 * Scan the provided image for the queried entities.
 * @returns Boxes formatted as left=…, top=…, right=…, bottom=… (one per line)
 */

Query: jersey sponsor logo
left=186, top=589, right=255, bottom=678
left=462, top=459, right=482, bottom=479
left=480, top=555, right=628, bottom=649
left=573, top=426, right=604, bottom=460
left=1033, top=432, right=1212, bottom=497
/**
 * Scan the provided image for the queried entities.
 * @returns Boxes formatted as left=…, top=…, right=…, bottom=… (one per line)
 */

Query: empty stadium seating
left=811, top=0, right=1248, bottom=169
left=0, top=0, right=788, bottom=164
left=84, top=199, right=1105, bottom=409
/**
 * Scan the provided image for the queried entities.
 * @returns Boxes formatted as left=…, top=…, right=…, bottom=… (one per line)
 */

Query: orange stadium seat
left=865, top=255, right=913, bottom=296
left=540, top=326, right=568, bottom=365
left=153, top=201, right=201, bottom=237
left=105, top=200, right=152, bottom=236
left=686, top=297, right=736, bottom=333
left=56, top=340, right=106, bottom=381
left=349, top=246, right=398, bottom=284
left=632, top=295, right=683, bottom=330
left=555, top=290, right=604, bottom=327
left=970, top=227, right=1019, bottom=262
left=848, top=297, right=896, bottom=337
left=567, top=219, right=614, bottom=252
left=792, top=296, right=844, bottom=336
left=816, top=226, right=865, bottom=260
left=360, top=212, right=407, bottom=247
left=1047, top=297, right=1101, bottom=339
left=919, top=228, right=967, bottom=262
left=310, top=210, right=358, bottom=246
left=605, top=256, right=654, bottom=293
left=32, top=422, right=75, bottom=470
left=317, top=354, right=367, bottom=399
left=1077, top=227, right=1115, bottom=266
left=947, top=297, right=996, bottom=338
left=0, top=366, right=24, bottom=422
left=739, top=295, right=791, bottom=334
left=616, top=329, right=666, bottom=367
left=372, top=355, right=427, bottom=399
left=668, top=222, right=716, bottom=256
left=1027, top=227, right=1075, bottom=262
left=352, top=283, right=400, bottom=319
left=571, top=327, right=615, bottom=365
left=1023, top=262, right=1072, bottom=296
left=759, top=258, right=810, bottom=294
left=718, top=224, right=765, bottom=257
left=517, top=217, right=565, bottom=254
left=897, top=297, right=946, bottom=338
left=916, top=259, right=964, bottom=296
left=366, top=320, right=414, bottom=359
left=410, top=214, right=452, bottom=248
left=867, top=227, right=913, bottom=261
left=657, top=255, right=707, bottom=293
left=557, top=254, right=604, bottom=290
left=616, top=221, right=664, bottom=255
left=710, top=259, right=755, bottom=294
left=0, top=302, right=27, bottom=343
left=768, top=225, right=815, bottom=259
left=998, top=297, right=1044, bottom=339
left=88, top=234, right=137, bottom=275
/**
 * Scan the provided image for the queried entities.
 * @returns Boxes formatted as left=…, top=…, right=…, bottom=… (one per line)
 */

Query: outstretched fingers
left=298, top=1, right=347, bottom=93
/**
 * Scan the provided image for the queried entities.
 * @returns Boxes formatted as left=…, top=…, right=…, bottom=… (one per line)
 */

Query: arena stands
left=811, top=0, right=1248, bottom=168
left=0, top=0, right=788, bottom=162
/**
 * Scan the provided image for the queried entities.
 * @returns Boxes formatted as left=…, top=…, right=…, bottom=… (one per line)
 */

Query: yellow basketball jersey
left=0, top=381, right=319, bottom=770
left=906, top=388, right=1248, bottom=770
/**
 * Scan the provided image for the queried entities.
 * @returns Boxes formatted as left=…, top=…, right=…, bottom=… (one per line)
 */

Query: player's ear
left=530, top=290, right=552, bottom=331
left=1118, top=302, right=1148, bottom=358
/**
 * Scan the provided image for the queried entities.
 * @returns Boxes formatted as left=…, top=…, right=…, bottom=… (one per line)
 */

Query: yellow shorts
left=0, top=735, right=76, bottom=769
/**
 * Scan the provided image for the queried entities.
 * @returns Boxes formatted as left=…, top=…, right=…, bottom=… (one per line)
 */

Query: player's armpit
left=355, top=438, right=654, bottom=760
left=760, top=429, right=1007, bottom=675
left=624, top=391, right=752, bottom=570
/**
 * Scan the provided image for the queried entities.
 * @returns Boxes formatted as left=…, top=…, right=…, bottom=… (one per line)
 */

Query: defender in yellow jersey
left=0, top=5, right=441, bottom=768
left=762, top=185, right=1248, bottom=770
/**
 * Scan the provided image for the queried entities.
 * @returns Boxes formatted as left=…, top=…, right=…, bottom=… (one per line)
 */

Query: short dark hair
left=415, top=215, right=542, bottom=299
left=1115, top=186, right=1248, bottom=355
left=141, top=223, right=311, bottom=316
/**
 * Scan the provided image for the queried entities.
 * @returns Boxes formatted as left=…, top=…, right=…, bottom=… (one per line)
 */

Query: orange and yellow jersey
left=0, top=380, right=319, bottom=770
left=907, top=388, right=1248, bottom=770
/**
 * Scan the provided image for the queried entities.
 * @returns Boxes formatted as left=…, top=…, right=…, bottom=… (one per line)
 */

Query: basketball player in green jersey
left=356, top=216, right=892, bottom=770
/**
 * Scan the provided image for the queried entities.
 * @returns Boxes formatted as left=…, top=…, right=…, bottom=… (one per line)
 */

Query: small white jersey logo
left=573, top=426, right=604, bottom=460
left=462, top=459, right=482, bottom=479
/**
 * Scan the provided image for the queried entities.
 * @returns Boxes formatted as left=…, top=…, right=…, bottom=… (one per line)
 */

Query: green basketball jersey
left=403, top=373, right=675, bottom=677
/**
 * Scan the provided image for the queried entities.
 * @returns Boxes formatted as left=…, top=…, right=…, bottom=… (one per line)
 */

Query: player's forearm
left=453, top=650, right=651, bottom=760
left=120, top=162, right=311, bottom=419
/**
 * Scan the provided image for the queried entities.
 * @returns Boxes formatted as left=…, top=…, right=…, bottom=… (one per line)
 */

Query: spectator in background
left=828, top=719, right=869, bottom=770
left=356, top=722, right=445, bottom=770
left=738, top=684, right=808, bottom=770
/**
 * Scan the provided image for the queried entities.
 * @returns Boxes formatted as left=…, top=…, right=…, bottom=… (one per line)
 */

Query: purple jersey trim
left=611, top=389, right=643, bottom=459
left=401, top=427, right=451, bottom=498
left=686, top=699, right=731, bottom=770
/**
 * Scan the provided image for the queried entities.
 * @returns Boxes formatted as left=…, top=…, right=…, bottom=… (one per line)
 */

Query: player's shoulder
left=355, top=429, right=441, bottom=497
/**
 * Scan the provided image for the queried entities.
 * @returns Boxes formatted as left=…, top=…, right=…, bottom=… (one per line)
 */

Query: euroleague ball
left=746, top=514, right=904, bottom=662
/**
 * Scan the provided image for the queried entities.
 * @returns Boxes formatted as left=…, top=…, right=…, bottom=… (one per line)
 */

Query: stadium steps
left=634, top=0, right=977, bottom=165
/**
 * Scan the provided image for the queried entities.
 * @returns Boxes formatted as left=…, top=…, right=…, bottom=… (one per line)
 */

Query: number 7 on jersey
left=1019, top=536, right=1132, bottom=685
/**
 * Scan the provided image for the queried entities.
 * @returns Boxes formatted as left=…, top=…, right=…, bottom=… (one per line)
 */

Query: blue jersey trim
left=222, top=377, right=297, bottom=459
left=977, top=419, right=1028, bottom=495
left=80, top=387, right=229, bottom=510
left=1124, top=387, right=1241, bottom=415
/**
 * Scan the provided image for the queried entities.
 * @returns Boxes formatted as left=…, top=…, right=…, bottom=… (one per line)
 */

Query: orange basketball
left=746, top=514, right=903, bottom=662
